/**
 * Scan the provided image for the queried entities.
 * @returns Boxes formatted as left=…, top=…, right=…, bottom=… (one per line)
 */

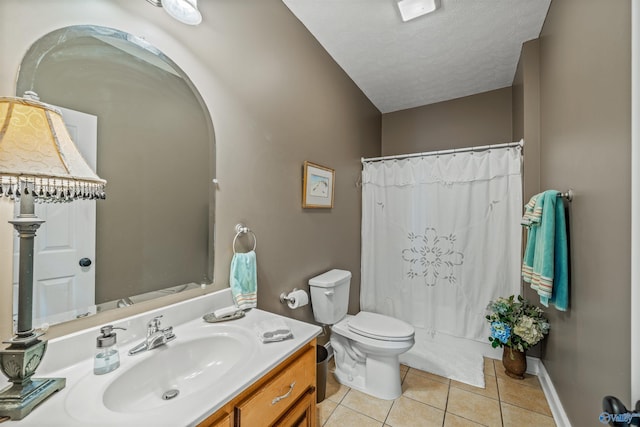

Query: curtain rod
left=361, top=139, right=524, bottom=164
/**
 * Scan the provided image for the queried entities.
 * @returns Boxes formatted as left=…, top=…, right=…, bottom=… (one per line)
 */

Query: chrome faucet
left=116, top=297, right=134, bottom=308
left=128, top=315, right=176, bottom=356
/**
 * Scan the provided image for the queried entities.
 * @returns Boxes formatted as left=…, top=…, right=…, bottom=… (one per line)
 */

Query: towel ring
left=233, top=223, right=257, bottom=254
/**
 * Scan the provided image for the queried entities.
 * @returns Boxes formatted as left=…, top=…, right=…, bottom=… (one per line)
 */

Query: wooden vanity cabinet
left=197, top=339, right=317, bottom=427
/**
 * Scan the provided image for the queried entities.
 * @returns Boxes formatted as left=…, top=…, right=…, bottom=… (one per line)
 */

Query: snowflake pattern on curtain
left=402, top=228, right=464, bottom=286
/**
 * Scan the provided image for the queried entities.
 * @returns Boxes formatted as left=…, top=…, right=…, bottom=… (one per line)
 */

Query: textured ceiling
left=282, top=0, right=551, bottom=113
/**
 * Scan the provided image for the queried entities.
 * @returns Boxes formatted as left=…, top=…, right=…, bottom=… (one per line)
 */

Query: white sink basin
left=103, top=332, right=252, bottom=413
left=64, top=324, right=258, bottom=423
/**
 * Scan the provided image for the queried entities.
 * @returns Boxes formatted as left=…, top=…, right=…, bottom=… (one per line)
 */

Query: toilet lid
left=348, top=312, right=414, bottom=341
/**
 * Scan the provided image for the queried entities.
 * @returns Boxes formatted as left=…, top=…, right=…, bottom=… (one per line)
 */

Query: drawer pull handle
left=271, top=381, right=296, bottom=405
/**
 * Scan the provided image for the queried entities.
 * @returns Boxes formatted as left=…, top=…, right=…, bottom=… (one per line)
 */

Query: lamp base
left=0, top=338, right=65, bottom=420
left=0, top=377, right=65, bottom=420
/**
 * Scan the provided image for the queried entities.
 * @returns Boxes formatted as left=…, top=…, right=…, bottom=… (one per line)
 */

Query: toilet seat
left=347, top=311, right=414, bottom=342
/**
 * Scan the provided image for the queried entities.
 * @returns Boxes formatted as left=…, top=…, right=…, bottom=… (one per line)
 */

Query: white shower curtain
left=361, top=145, right=522, bottom=387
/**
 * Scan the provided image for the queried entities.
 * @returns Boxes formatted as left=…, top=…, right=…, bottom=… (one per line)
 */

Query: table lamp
left=0, top=92, right=106, bottom=420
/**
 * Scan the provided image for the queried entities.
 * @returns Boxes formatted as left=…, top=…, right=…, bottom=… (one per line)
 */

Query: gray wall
left=537, top=0, right=632, bottom=424
left=512, top=39, right=543, bottom=361
left=381, top=87, right=513, bottom=155
left=209, top=1, right=381, bottom=325
left=513, top=39, right=541, bottom=204
left=0, top=0, right=381, bottom=340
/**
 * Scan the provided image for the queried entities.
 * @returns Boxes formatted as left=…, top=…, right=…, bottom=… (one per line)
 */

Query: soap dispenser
left=94, top=325, right=126, bottom=375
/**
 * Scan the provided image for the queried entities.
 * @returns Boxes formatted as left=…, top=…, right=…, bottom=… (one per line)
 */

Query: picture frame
left=302, top=161, right=335, bottom=208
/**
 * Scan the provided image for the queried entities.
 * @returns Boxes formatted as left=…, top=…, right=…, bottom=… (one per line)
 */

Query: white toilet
left=309, top=269, right=414, bottom=400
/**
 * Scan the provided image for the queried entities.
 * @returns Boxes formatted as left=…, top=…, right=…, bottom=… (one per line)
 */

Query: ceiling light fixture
left=146, top=0, right=202, bottom=26
left=397, top=0, right=440, bottom=22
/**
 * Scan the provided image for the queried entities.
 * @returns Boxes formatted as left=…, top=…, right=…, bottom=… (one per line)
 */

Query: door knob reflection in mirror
left=79, top=258, right=92, bottom=268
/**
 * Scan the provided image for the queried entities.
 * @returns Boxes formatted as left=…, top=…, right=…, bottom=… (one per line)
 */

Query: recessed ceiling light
left=397, top=0, right=440, bottom=22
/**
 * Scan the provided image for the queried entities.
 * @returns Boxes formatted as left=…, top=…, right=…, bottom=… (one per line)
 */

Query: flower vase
left=502, top=347, right=526, bottom=379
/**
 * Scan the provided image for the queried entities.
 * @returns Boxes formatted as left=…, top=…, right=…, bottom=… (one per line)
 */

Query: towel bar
left=233, top=223, right=257, bottom=253
left=558, top=189, right=573, bottom=202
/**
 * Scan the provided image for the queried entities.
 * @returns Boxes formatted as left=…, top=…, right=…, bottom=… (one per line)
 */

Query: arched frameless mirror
left=13, top=25, right=215, bottom=327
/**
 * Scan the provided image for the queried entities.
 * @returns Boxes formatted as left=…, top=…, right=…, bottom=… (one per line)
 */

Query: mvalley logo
left=599, top=411, right=640, bottom=425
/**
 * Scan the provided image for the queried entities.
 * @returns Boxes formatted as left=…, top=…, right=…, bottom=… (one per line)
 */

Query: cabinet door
left=235, top=347, right=314, bottom=426
left=197, top=411, right=231, bottom=427
left=274, top=389, right=316, bottom=427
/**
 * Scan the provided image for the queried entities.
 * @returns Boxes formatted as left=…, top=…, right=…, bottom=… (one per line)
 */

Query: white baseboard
left=526, top=357, right=572, bottom=427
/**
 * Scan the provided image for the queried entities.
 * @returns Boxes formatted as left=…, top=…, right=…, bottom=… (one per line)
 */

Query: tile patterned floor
left=317, top=357, right=556, bottom=427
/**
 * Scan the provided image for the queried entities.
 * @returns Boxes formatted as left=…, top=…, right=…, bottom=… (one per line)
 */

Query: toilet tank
left=308, top=269, right=351, bottom=324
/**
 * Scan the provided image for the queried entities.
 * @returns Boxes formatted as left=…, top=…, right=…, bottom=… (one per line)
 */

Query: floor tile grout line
left=448, top=382, right=499, bottom=401
left=494, top=375, right=553, bottom=417
left=500, top=400, right=555, bottom=418
left=445, top=385, right=494, bottom=427
left=338, top=388, right=350, bottom=404
left=339, top=399, right=392, bottom=424
left=341, top=403, right=387, bottom=426
left=382, top=371, right=408, bottom=426
left=441, top=380, right=451, bottom=427
left=496, top=375, right=543, bottom=390
left=449, top=412, right=491, bottom=427
left=400, top=392, right=447, bottom=411
left=320, top=401, right=335, bottom=427
left=382, top=398, right=396, bottom=426
left=495, top=367, right=504, bottom=426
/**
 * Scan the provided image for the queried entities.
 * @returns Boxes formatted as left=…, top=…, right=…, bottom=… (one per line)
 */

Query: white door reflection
left=12, top=107, right=97, bottom=328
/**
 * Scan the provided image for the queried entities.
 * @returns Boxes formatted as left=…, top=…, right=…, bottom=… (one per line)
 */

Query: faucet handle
left=147, top=315, right=163, bottom=333
left=161, top=326, right=175, bottom=339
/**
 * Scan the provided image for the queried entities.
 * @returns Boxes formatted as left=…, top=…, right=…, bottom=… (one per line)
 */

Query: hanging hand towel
left=549, top=195, right=569, bottom=310
left=530, top=191, right=558, bottom=304
left=521, top=192, right=543, bottom=228
left=230, top=250, right=257, bottom=310
left=521, top=193, right=544, bottom=283
left=521, top=190, right=569, bottom=311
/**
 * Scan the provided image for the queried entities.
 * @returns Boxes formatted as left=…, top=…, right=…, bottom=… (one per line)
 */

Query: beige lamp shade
left=0, top=94, right=106, bottom=201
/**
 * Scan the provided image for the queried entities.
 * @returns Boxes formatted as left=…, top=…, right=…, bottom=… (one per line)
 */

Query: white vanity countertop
left=6, top=290, right=321, bottom=426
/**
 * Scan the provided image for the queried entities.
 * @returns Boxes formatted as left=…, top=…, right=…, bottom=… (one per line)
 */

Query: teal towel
left=550, top=196, right=569, bottom=311
left=521, top=190, right=569, bottom=311
left=521, top=193, right=544, bottom=282
left=230, top=250, right=257, bottom=309
left=531, top=191, right=557, bottom=302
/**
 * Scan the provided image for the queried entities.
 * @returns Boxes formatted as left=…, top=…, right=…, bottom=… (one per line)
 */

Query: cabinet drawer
left=274, top=389, right=315, bottom=427
left=236, top=347, right=314, bottom=426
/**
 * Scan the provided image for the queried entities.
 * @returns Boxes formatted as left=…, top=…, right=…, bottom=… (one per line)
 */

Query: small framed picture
left=302, top=161, right=335, bottom=208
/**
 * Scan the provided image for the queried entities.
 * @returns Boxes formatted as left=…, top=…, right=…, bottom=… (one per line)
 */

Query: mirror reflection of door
left=12, top=106, right=97, bottom=328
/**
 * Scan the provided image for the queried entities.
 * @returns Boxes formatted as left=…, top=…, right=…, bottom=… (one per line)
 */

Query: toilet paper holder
left=279, top=289, right=299, bottom=304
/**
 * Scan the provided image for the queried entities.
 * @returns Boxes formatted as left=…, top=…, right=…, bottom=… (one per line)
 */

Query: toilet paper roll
left=286, top=289, right=309, bottom=309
